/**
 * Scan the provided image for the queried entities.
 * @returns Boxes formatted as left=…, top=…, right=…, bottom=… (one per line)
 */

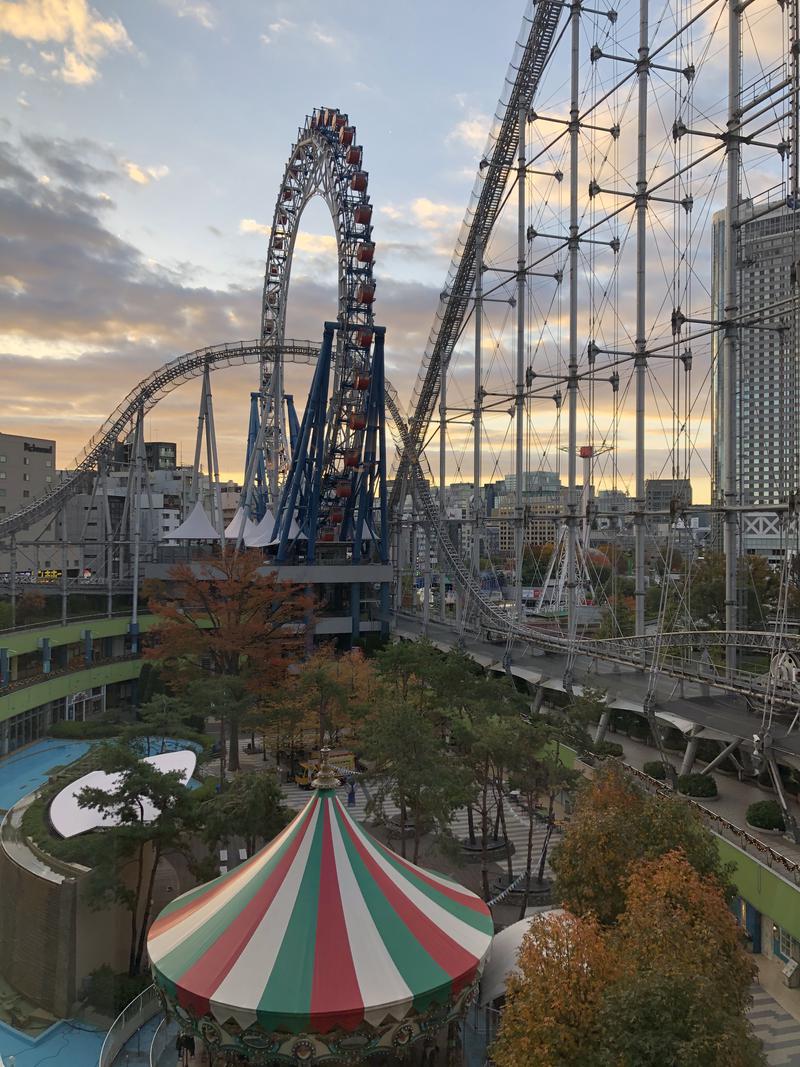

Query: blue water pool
left=0, top=740, right=93, bottom=811
left=0, top=1016, right=104, bottom=1066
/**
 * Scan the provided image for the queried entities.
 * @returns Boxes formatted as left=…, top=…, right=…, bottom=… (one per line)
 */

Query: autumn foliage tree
left=492, top=911, right=618, bottom=1066
left=494, top=851, right=762, bottom=1067
left=146, top=550, right=313, bottom=771
left=551, top=763, right=728, bottom=924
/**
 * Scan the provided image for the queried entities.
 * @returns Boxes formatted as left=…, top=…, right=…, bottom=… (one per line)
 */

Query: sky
left=0, top=0, right=528, bottom=476
left=0, top=0, right=790, bottom=503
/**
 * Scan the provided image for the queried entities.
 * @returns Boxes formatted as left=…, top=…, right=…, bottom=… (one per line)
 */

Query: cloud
left=239, top=217, right=270, bottom=237
left=0, top=0, right=132, bottom=85
left=123, top=161, right=169, bottom=185
left=310, top=23, right=336, bottom=47
left=18, top=61, right=34, bottom=76
left=160, top=0, right=216, bottom=29
left=260, top=17, right=293, bottom=44
left=0, top=132, right=447, bottom=473
left=261, top=18, right=339, bottom=49
left=446, top=114, right=491, bottom=153
left=16, top=90, right=29, bottom=107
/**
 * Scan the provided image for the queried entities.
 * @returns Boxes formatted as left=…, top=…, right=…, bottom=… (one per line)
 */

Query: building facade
left=712, top=201, right=800, bottom=560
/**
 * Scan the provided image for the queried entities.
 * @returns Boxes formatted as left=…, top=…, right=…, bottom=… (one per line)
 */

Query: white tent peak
left=225, top=507, right=258, bottom=540
left=245, top=509, right=277, bottom=548
left=167, top=500, right=220, bottom=541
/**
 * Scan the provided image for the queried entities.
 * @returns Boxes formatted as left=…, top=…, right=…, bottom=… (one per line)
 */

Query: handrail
left=0, top=653, right=140, bottom=697
left=616, top=760, right=800, bottom=880
left=0, top=611, right=132, bottom=639
left=98, top=983, right=161, bottom=1067
left=150, top=1015, right=177, bottom=1067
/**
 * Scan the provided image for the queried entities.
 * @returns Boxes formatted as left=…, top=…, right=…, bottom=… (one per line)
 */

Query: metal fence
left=150, top=1016, right=178, bottom=1067
left=98, top=984, right=162, bottom=1067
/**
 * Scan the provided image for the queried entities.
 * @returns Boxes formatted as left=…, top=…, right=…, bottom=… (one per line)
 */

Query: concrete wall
left=0, top=845, right=77, bottom=1016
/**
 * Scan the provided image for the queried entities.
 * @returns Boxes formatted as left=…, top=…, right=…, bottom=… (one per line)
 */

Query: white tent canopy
left=244, top=509, right=277, bottom=548
left=50, top=750, right=197, bottom=838
left=166, top=500, right=220, bottom=541
left=269, top=516, right=307, bottom=545
left=224, top=506, right=257, bottom=541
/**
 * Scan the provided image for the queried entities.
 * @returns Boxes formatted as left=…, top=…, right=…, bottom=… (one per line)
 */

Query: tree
left=290, top=644, right=376, bottom=749
left=596, top=595, right=635, bottom=638
left=199, top=771, right=289, bottom=858
left=599, top=850, right=762, bottom=1067
left=78, top=742, right=196, bottom=976
left=363, top=698, right=471, bottom=862
left=492, top=911, right=618, bottom=1067
left=134, top=693, right=204, bottom=750
left=493, top=851, right=763, bottom=1067
left=449, top=675, right=528, bottom=898
left=146, top=550, right=313, bottom=771
left=508, top=725, right=578, bottom=918
left=551, top=764, right=729, bottom=925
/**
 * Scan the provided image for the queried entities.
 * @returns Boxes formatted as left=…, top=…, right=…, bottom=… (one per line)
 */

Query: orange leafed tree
left=146, top=550, right=314, bottom=770
left=492, top=911, right=618, bottom=1067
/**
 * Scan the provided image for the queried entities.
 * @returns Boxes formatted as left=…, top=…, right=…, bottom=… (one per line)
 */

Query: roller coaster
left=2, top=0, right=800, bottom=728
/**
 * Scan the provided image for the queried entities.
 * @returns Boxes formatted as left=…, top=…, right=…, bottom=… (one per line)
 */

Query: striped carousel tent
left=147, top=760, right=493, bottom=1062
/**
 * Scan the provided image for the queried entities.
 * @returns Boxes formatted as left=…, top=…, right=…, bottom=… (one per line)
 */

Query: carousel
left=147, top=753, right=493, bottom=1064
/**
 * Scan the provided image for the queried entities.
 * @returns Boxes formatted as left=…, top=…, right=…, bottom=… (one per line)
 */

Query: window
left=0, top=472, right=5, bottom=480
left=773, top=924, right=800, bottom=962
left=0, top=455, right=5, bottom=462
left=22, top=473, right=30, bottom=482
left=23, top=457, right=29, bottom=466
left=22, top=490, right=30, bottom=498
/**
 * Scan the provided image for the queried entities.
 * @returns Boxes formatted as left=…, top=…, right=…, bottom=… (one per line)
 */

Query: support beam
left=633, top=0, right=651, bottom=643
left=698, top=736, right=739, bottom=775
left=566, top=1, right=581, bottom=650
left=723, top=0, right=741, bottom=678
left=439, top=353, right=449, bottom=623
left=594, top=709, right=612, bottom=746
left=472, top=232, right=483, bottom=580
left=514, top=104, right=527, bottom=620
left=680, top=735, right=700, bottom=776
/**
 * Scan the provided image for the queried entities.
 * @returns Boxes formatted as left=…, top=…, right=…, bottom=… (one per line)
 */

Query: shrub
left=746, top=800, right=785, bottom=831
left=86, top=965, right=151, bottom=1015
left=592, top=740, right=624, bottom=758
left=48, top=720, right=122, bottom=740
left=677, top=773, right=718, bottom=798
left=643, top=760, right=674, bottom=780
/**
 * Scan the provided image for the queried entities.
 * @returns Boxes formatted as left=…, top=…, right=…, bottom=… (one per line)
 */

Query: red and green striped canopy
left=148, top=789, right=493, bottom=1039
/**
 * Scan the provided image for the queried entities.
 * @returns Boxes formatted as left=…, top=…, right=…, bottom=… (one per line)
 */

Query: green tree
left=551, top=764, right=730, bottom=925
left=78, top=742, right=196, bottom=975
left=596, top=595, right=635, bottom=638
left=508, top=726, right=579, bottom=918
left=199, top=771, right=289, bottom=857
left=363, top=699, right=471, bottom=862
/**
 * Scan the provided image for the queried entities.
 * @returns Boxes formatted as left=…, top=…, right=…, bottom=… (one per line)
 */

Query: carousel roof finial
left=312, top=746, right=340, bottom=790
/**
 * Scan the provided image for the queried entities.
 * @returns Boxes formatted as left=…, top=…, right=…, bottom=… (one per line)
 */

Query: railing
left=98, top=983, right=161, bottom=1067
left=0, top=611, right=132, bottom=638
left=150, top=1015, right=177, bottom=1067
left=617, top=760, right=800, bottom=880
left=0, top=653, right=140, bottom=696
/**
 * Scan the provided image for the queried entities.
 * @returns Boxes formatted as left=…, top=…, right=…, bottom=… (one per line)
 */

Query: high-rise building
left=712, top=201, right=800, bottom=560
left=0, top=432, right=57, bottom=574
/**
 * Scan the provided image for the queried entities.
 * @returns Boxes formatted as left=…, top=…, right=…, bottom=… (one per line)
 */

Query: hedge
left=746, top=799, right=786, bottom=831
left=677, top=772, right=718, bottom=798
left=643, top=760, right=674, bottom=780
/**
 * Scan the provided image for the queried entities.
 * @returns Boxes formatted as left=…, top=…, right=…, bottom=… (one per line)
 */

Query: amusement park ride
left=3, top=0, right=800, bottom=798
